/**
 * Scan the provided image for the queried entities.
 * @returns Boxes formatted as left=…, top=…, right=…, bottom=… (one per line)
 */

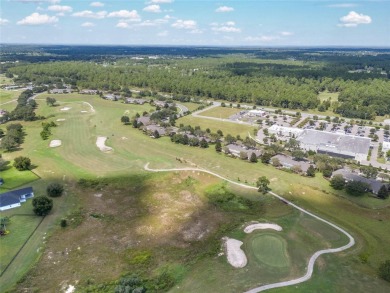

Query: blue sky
left=0, top=0, right=389, bottom=46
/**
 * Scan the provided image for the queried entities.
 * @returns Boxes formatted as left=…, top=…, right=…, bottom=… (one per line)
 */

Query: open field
left=178, top=115, right=255, bottom=138
left=318, top=91, right=339, bottom=103
left=1, top=93, right=389, bottom=292
left=0, top=203, right=43, bottom=275
left=0, top=74, right=14, bottom=86
left=0, top=89, right=22, bottom=112
left=198, top=106, right=241, bottom=119
left=0, top=167, right=40, bottom=191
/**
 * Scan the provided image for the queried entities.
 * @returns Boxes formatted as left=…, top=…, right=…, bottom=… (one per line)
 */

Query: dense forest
left=3, top=46, right=390, bottom=119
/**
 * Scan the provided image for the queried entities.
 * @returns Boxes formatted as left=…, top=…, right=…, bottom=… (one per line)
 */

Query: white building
left=268, top=125, right=304, bottom=137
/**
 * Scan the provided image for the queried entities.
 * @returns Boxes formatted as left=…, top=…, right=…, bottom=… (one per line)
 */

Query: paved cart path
left=144, top=163, right=355, bottom=293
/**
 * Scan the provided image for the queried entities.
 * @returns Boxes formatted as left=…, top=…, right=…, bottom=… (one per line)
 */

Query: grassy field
left=0, top=203, right=43, bottom=275
left=1, top=93, right=389, bottom=292
left=0, top=89, right=22, bottom=112
left=318, top=91, right=339, bottom=103
left=178, top=115, right=255, bottom=138
left=0, top=167, right=40, bottom=191
left=249, top=233, right=289, bottom=268
left=197, top=106, right=241, bottom=119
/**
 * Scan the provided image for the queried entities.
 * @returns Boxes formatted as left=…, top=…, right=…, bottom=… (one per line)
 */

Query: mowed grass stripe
left=250, top=233, right=290, bottom=268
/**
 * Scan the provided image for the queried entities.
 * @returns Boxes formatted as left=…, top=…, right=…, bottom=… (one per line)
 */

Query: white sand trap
left=121, top=136, right=128, bottom=140
left=80, top=110, right=88, bottom=113
left=83, top=102, right=95, bottom=113
left=224, top=237, right=247, bottom=268
left=244, top=223, right=283, bottom=234
left=49, top=140, right=62, bottom=148
left=56, top=118, right=66, bottom=122
left=65, top=285, right=75, bottom=293
left=60, top=107, right=71, bottom=111
left=96, top=136, right=113, bottom=152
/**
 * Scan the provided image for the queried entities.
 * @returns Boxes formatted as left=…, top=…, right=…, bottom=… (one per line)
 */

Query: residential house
left=271, top=154, right=312, bottom=172
left=225, top=144, right=262, bottom=159
left=0, top=187, right=34, bottom=211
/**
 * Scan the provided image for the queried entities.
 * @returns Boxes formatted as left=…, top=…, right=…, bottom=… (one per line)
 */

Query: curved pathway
left=144, top=163, right=355, bottom=293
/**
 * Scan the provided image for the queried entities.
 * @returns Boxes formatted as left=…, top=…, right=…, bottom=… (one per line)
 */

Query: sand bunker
left=96, top=136, right=113, bottom=152
left=244, top=223, right=283, bottom=234
left=60, top=107, right=71, bottom=111
left=56, top=118, right=66, bottom=122
left=224, top=237, right=247, bottom=268
left=81, top=110, right=88, bottom=113
left=49, top=140, right=62, bottom=148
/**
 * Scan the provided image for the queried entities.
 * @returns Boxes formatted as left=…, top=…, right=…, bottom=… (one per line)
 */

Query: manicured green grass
left=198, top=106, right=241, bottom=119
left=249, top=233, right=289, bottom=268
left=0, top=89, right=22, bottom=112
left=0, top=167, right=40, bottom=191
left=178, top=115, right=254, bottom=138
left=318, top=91, right=339, bottom=103
left=0, top=204, right=42, bottom=275
left=180, top=102, right=203, bottom=112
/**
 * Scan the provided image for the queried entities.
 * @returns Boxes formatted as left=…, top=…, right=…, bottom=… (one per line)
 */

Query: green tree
left=0, top=135, right=18, bottom=151
left=0, top=217, right=10, bottom=231
left=121, top=115, right=130, bottom=124
left=215, top=141, right=222, bottom=152
left=257, top=176, right=270, bottom=194
left=0, top=158, right=10, bottom=171
left=261, top=152, right=272, bottom=164
left=32, top=196, right=53, bottom=216
left=132, top=119, right=139, bottom=128
left=292, top=149, right=306, bottom=161
left=359, top=165, right=378, bottom=179
left=306, top=165, right=316, bottom=177
left=377, top=185, right=389, bottom=199
left=153, top=130, right=160, bottom=139
left=345, top=180, right=370, bottom=196
left=330, top=175, right=346, bottom=190
left=200, top=138, right=209, bottom=148
left=239, top=151, right=248, bottom=160
left=249, top=152, right=258, bottom=163
left=13, top=156, right=31, bottom=171
left=378, top=260, right=390, bottom=282
left=46, top=97, right=56, bottom=106
left=46, top=182, right=64, bottom=197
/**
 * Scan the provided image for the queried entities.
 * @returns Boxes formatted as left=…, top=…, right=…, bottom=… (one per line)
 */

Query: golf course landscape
left=1, top=91, right=390, bottom=293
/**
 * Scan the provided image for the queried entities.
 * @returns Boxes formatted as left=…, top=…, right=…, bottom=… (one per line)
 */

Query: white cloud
left=171, top=19, right=197, bottom=30
left=107, top=10, right=141, bottom=21
left=328, top=3, right=357, bottom=8
left=339, top=11, right=372, bottom=27
left=81, top=22, right=95, bottom=27
left=72, top=10, right=107, bottom=19
left=216, top=6, right=234, bottom=13
left=48, top=5, right=72, bottom=12
left=0, top=18, right=9, bottom=25
left=56, top=12, right=65, bottom=17
left=211, top=21, right=241, bottom=33
left=116, top=22, right=129, bottom=28
left=245, top=35, right=280, bottom=42
left=212, top=26, right=240, bottom=33
left=280, top=31, right=293, bottom=36
left=17, top=12, right=58, bottom=25
left=143, top=5, right=161, bottom=13
left=150, top=0, right=173, bottom=3
left=190, top=29, right=203, bottom=34
left=90, top=2, right=104, bottom=7
left=16, top=0, right=61, bottom=3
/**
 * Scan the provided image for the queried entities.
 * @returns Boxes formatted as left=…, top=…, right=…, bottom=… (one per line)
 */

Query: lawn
left=0, top=166, right=40, bottom=191
left=318, top=91, right=339, bottom=103
left=178, top=115, right=255, bottom=138
left=249, top=233, right=289, bottom=268
left=1, top=93, right=389, bottom=292
left=0, top=204, right=43, bottom=276
left=0, top=89, right=22, bottom=112
left=197, top=106, right=241, bottom=119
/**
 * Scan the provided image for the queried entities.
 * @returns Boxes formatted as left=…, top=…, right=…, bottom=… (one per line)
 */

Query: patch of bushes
left=78, top=178, right=109, bottom=189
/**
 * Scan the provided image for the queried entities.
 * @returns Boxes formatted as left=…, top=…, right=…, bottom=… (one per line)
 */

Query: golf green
left=250, top=233, right=290, bottom=268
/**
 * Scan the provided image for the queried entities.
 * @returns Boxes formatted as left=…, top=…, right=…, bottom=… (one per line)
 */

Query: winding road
left=144, top=163, right=355, bottom=293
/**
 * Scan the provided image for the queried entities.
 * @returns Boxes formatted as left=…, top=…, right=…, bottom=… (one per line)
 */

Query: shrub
left=13, top=156, right=31, bottom=171
left=47, top=182, right=64, bottom=197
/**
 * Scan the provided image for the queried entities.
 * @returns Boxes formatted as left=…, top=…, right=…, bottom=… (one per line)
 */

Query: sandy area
left=224, top=237, right=247, bottom=268
left=96, top=136, right=113, bottom=152
left=81, top=110, right=88, bottom=113
left=60, top=107, right=71, bottom=111
left=56, top=118, right=66, bottom=121
left=65, top=285, right=75, bottom=293
left=244, top=223, right=283, bottom=234
left=83, top=102, right=95, bottom=112
left=49, top=140, right=62, bottom=148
